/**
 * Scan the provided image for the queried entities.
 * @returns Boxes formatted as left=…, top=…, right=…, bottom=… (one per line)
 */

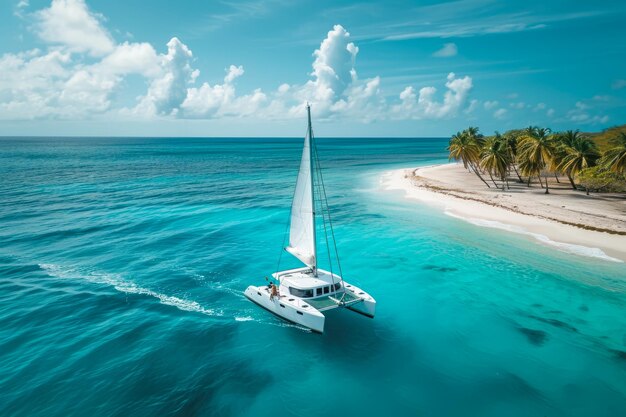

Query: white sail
left=286, top=107, right=316, bottom=268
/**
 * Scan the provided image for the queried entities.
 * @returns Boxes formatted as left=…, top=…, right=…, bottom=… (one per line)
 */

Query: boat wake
left=39, top=263, right=223, bottom=316
left=443, top=211, right=623, bottom=263
left=38, top=263, right=312, bottom=331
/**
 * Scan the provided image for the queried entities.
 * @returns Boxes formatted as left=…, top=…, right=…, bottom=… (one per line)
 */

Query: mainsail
left=285, top=105, right=317, bottom=269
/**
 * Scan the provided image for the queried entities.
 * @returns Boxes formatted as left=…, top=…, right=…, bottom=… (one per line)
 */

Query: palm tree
left=599, top=132, right=626, bottom=174
left=502, top=131, right=523, bottom=182
left=556, top=130, right=600, bottom=189
left=518, top=126, right=556, bottom=194
left=448, top=130, right=491, bottom=188
left=480, top=133, right=511, bottom=190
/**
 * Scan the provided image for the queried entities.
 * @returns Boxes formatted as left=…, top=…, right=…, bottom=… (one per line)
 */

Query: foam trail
left=39, top=263, right=222, bottom=316
left=443, top=211, right=623, bottom=263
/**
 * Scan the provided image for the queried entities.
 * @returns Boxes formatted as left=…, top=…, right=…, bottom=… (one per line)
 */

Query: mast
left=284, top=103, right=318, bottom=272
left=307, top=104, right=317, bottom=276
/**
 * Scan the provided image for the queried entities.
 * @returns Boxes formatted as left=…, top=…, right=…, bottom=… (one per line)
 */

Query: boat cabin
left=275, top=268, right=343, bottom=299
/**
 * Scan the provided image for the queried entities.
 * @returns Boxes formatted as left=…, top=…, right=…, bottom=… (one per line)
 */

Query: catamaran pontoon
left=244, top=104, right=376, bottom=333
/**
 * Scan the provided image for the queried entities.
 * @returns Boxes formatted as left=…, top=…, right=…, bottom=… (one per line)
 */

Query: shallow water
left=1, top=137, right=625, bottom=417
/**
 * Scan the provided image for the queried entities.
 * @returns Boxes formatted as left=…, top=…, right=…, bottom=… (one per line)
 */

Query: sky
left=0, top=0, right=625, bottom=137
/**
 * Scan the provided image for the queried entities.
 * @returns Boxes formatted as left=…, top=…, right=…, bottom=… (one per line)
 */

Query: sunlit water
left=1, top=137, right=625, bottom=417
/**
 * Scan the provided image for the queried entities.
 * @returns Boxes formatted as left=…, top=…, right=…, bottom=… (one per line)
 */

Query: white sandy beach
left=382, top=163, right=626, bottom=263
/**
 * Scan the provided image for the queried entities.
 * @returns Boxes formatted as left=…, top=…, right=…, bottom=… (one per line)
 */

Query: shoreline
left=381, top=164, right=626, bottom=263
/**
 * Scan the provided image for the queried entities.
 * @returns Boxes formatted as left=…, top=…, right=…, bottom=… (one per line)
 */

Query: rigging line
left=312, top=140, right=348, bottom=305
left=313, top=141, right=344, bottom=284
left=313, top=144, right=335, bottom=288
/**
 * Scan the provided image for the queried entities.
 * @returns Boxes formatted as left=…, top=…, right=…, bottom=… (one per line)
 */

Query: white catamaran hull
left=244, top=285, right=325, bottom=333
left=244, top=272, right=375, bottom=333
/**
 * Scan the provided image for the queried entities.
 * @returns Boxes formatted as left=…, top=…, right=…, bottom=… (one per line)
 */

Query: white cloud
left=309, top=25, right=359, bottom=108
left=566, top=101, right=608, bottom=124
left=433, top=43, right=458, bottom=57
left=546, top=108, right=555, bottom=117
left=392, top=72, right=473, bottom=119
left=180, top=65, right=265, bottom=118
left=224, top=64, right=244, bottom=83
left=483, top=100, right=499, bottom=110
left=533, top=102, right=546, bottom=111
left=98, top=42, right=160, bottom=77
left=611, top=79, right=626, bottom=90
left=0, top=40, right=163, bottom=120
left=465, top=99, right=479, bottom=114
left=493, top=108, right=507, bottom=119
left=35, top=0, right=115, bottom=56
left=14, top=0, right=29, bottom=17
left=134, top=37, right=198, bottom=116
left=2, top=0, right=478, bottom=125
left=509, top=101, right=525, bottom=109
left=0, top=49, right=71, bottom=119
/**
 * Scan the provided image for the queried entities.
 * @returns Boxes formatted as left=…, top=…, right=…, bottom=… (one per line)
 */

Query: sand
left=381, top=163, right=626, bottom=263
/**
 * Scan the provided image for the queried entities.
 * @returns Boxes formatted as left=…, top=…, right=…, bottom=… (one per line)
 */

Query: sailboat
left=244, top=104, right=376, bottom=333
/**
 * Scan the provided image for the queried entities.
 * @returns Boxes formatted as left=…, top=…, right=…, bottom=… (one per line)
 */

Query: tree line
left=448, top=127, right=626, bottom=194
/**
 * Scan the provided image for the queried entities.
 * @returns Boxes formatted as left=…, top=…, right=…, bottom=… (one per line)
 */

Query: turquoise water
left=1, top=137, right=625, bottom=417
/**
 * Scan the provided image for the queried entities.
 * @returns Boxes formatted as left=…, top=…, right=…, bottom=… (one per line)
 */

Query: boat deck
left=306, top=290, right=362, bottom=311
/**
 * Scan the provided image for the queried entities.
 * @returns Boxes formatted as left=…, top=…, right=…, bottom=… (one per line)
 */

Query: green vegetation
left=447, top=125, right=626, bottom=195
left=588, top=124, right=626, bottom=152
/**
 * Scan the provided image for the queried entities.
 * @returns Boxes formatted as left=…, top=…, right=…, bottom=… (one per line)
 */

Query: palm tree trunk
left=527, top=176, right=531, bottom=187
left=538, top=174, right=543, bottom=188
left=470, top=162, right=491, bottom=188
left=566, top=173, right=577, bottom=190
left=505, top=175, right=509, bottom=190
left=487, top=171, right=498, bottom=188
left=512, top=164, right=523, bottom=182
left=544, top=173, right=550, bottom=194
left=554, top=172, right=560, bottom=183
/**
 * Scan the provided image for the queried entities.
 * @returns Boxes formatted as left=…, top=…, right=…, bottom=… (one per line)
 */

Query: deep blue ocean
left=1, top=137, right=625, bottom=417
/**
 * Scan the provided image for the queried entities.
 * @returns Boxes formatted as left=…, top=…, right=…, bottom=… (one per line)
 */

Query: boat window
left=316, top=288, right=323, bottom=296
left=289, top=287, right=313, bottom=298
left=323, top=286, right=329, bottom=294
left=334, top=282, right=341, bottom=291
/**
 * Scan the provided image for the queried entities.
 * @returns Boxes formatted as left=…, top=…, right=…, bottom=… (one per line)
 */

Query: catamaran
left=244, top=104, right=376, bottom=333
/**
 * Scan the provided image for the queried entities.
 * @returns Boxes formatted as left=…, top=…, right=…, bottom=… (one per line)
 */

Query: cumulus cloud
left=433, top=43, right=458, bottom=58
left=493, top=108, right=507, bottom=119
left=1, top=1, right=476, bottom=125
left=611, top=79, right=626, bottom=90
left=566, top=101, right=608, bottom=124
left=133, top=37, right=198, bottom=116
left=180, top=65, right=266, bottom=118
left=14, top=0, right=29, bottom=17
left=465, top=99, right=479, bottom=114
left=312, top=25, right=358, bottom=99
left=35, top=0, right=115, bottom=56
left=0, top=49, right=71, bottom=119
left=392, top=72, right=473, bottom=119
left=483, top=100, right=499, bottom=110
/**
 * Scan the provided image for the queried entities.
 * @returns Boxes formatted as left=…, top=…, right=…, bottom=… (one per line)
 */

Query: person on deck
left=269, top=282, right=279, bottom=300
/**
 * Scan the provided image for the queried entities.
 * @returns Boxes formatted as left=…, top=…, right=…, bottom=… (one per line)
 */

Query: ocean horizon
left=1, top=136, right=625, bottom=417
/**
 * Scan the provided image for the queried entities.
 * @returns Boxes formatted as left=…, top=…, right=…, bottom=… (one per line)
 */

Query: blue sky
left=1, top=0, right=625, bottom=137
